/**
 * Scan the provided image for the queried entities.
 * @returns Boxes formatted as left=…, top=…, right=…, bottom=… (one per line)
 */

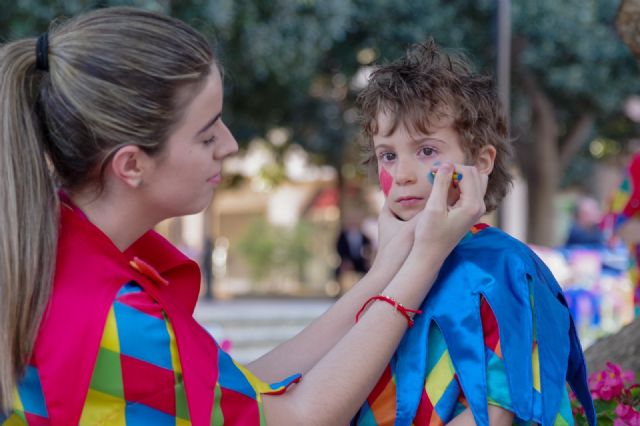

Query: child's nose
left=394, top=159, right=417, bottom=185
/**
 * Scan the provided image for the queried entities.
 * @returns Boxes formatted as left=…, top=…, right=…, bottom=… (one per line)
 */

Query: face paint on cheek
left=379, top=167, right=393, bottom=198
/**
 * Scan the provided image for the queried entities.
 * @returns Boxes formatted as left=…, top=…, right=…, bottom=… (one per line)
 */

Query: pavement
left=194, top=297, right=333, bottom=364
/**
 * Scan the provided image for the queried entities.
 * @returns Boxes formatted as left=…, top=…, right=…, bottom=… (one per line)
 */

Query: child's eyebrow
left=412, top=137, right=447, bottom=145
left=373, top=143, right=395, bottom=151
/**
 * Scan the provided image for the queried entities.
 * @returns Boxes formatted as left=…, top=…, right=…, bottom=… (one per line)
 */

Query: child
left=0, top=8, right=487, bottom=425
left=353, top=41, right=595, bottom=426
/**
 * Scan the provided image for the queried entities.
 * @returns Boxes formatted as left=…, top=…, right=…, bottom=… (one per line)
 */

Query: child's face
left=373, top=111, right=467, bottom=221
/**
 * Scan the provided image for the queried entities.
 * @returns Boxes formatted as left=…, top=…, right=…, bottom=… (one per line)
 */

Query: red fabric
left=116, top=291, right=165, bottom=319
left=219, top=389, right=261, bottom=425
left=623, top=154, right=640, bottom=217
left=31, top=202, right=218, bottom=425
left=480, top=298, right=500, bottom=354
left=23, top=413, right=49, bottom=426
left=121, top=354, right=176, bottom=415
left=368, top=366, right=392, bottom=406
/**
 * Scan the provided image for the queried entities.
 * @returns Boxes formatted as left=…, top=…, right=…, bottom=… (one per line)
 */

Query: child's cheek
left=379, top=167, right=393, bottom=198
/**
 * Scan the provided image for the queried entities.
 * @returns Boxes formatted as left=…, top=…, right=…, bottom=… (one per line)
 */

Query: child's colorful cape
left=392, top=226, right=596, bottom=426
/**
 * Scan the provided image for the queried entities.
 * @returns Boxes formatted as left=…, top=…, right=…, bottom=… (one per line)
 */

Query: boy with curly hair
left=352, top=41, right=595, bottom=426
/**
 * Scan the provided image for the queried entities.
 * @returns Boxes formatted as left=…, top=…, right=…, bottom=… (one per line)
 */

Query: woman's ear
left=109, top=145, right=150, bottom=188
left=476, top=145, right=497, bottom=175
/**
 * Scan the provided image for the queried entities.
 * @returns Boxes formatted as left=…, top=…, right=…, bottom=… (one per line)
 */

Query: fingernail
left=427, top=171, right=435, bottom=184
left=439, top=162, right=453, bottom=171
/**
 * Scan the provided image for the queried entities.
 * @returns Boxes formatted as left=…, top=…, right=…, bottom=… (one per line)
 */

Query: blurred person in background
left=565, top=196, right=605, bottom=247
left=335, top=210, right=373, bottom=293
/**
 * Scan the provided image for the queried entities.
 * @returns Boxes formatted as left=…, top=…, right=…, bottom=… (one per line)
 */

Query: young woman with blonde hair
left=0, top=8, right=487, bottom=425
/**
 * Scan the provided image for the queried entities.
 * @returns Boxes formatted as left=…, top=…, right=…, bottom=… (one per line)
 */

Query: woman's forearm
left=247, top=229, right=411, bottom=382
left=262, top=247, right=441, bottom=425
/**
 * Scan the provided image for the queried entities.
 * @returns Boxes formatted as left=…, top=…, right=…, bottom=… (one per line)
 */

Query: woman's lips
left=207, top=173, right=221, bottom=185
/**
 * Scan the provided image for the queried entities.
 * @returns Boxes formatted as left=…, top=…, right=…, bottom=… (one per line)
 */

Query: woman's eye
left=204, top=136, right=217, bottom=145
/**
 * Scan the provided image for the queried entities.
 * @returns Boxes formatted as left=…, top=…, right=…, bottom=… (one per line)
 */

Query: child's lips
left=396, top=196, right=424, bottom=207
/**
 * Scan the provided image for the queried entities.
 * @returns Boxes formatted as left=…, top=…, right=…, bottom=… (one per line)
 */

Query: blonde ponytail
left=0, top=38, right=58, bottom=412
left=0, top=7, right=214, bottom=412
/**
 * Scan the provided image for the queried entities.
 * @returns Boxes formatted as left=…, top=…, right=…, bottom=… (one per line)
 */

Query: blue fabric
left=393, top=227, right=595, bottom=426
left=17, top=366, right=48, bottom=418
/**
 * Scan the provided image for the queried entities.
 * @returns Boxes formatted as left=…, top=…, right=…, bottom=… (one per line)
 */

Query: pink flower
left=604, top=376, right=625, bottom=398
left=598, top=385, right=615, bottom=401
left=616, top=405, right=640, bottom=426
left=622, top=371, right=636, bottom=384
left=616, top=404, right=634, bottom=419
left=607, top=362, right=623, bottom=376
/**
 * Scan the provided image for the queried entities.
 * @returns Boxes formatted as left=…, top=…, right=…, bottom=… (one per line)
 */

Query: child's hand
left=414, top=162, right=487, bottom=253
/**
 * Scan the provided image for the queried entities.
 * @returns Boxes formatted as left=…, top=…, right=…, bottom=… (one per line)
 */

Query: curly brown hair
left=357, top=40, right=513, bottom=212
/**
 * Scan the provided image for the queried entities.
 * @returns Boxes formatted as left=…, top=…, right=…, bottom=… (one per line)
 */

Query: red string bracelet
left=355, top=294, right=423, bottom=328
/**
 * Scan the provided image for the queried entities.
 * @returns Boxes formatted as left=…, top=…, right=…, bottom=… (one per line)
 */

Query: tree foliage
left=3, top=0, right=639, bottom=243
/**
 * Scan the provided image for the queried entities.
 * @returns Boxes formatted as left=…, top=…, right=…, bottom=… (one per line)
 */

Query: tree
left=190, top=0, right=640, bottom=244
left=3, top=0, right=639, bottom=244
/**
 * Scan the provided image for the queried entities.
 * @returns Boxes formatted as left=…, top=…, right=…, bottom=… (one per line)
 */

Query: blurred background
left=3, top=0, right=639, bottom=365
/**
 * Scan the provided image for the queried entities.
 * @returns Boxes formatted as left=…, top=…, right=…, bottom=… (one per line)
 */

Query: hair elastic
left=35, top=32, right=49, bottom=72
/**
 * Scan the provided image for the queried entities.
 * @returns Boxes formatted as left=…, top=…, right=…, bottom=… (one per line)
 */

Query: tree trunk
left=516, top=64, right=595, bottom=246
left=519, top=69, right=559, bottom=246
left=584, top=318, right=640, bottom=374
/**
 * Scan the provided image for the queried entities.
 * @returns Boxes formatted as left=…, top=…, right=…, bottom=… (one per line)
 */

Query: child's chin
left=391, top=208, right=418, bottom=222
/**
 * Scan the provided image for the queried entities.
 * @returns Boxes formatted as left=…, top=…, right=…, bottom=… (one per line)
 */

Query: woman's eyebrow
left=196, top=112, right=222, bottom=136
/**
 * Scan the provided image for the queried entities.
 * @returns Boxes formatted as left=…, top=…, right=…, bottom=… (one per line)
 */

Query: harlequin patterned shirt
left=3, top=282, right=299, bottom=425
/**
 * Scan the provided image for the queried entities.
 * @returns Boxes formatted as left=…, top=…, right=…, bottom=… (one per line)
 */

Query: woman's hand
left=370, top=201, right=418, bottom=276
left=414, top=162, right=488, bottom=255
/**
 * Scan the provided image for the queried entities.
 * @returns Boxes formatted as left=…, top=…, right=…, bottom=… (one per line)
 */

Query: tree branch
left=559, top=113, right=595, bottom=171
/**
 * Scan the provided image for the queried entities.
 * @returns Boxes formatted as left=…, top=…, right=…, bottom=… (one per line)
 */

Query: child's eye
left=378, top=152, right=396, bottom=163
left=204, top=136, right=217, bottom=145
left=419, top=147, right=436, bottom=157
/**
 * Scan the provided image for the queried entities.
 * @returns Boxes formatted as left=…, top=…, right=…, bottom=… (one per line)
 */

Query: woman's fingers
left=425, top=162, right=454, bottom=213
left=452, top=164, right=487, bottom=218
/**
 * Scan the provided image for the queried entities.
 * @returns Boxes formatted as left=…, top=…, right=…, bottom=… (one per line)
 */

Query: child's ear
left=476, top=145, right=497, bottom=175
left=109, top=145, right=150, bottom=188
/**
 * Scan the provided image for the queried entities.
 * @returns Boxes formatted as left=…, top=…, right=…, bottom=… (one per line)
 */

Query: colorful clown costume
left=354, top=225, right=595, bottom=426
left=0, top=197, right=299, bottom=425
left=606, top=153, right=640, bottom=317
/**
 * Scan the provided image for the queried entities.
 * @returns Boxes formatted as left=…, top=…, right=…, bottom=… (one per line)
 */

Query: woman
left=0, top=8, right=487, bottom=425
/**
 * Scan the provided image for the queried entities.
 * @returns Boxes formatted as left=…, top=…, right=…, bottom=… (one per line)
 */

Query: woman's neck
left=67, top=186, right=159, bottom=252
